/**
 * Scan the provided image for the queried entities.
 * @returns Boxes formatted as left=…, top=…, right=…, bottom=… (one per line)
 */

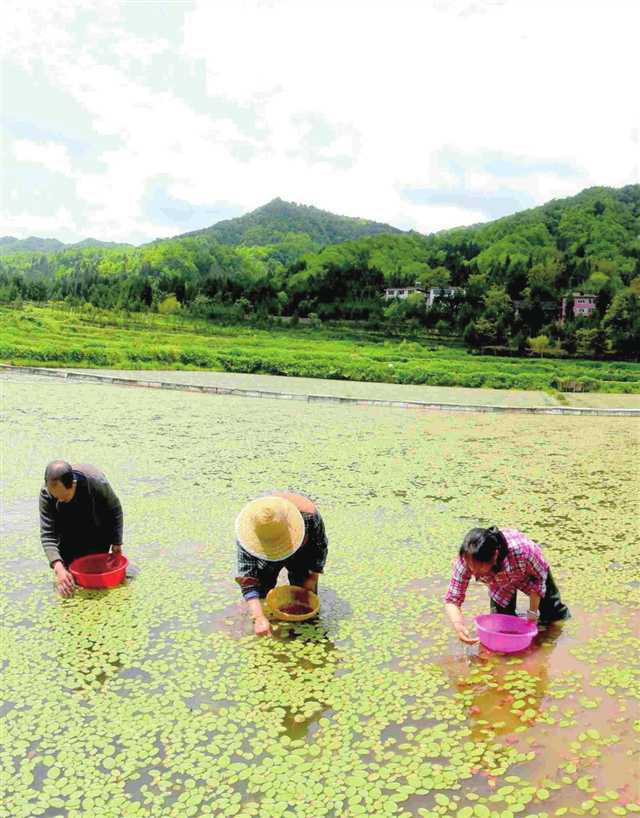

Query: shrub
left=158, top=295, right=182, bottom=315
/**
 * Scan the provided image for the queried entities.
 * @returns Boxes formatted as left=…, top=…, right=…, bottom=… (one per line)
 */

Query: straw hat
left=235, top=496, right=305, bottom=561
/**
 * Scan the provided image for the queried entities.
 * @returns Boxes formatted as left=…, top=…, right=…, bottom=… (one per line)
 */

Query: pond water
left=1, top=372, right=638, bottom=818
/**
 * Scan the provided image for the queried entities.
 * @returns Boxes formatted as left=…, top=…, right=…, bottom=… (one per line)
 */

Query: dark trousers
left=490, top=570, right=570, bottom=624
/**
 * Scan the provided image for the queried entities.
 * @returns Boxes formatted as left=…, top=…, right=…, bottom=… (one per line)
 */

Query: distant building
left=514, top=300, right=559, bottom=319
left=561, top=294, right=597, bottom=322
left=383, top=282, right=425, bottom=300
left=426, top=286, right=464, bottom=308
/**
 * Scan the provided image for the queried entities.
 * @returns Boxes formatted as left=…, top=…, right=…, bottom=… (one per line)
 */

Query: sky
left=1, top=0, right=639, bottom=245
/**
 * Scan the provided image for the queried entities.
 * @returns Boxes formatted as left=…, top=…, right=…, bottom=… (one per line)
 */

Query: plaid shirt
left=444, top=528, right=549, bottom=608
left=235, top=500, right=328, bottom=601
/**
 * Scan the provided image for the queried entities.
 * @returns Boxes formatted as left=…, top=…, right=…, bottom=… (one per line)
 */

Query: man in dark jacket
left=39, top=460, right=124, bottom=597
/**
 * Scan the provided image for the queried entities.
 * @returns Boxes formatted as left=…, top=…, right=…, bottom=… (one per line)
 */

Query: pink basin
left=474, top=613, right=538, bottom=653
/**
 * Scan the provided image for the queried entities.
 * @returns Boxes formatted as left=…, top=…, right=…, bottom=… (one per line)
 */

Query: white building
left=426, top=286, right=464, bottom=308
left=383, top=283, right=425, bottom=300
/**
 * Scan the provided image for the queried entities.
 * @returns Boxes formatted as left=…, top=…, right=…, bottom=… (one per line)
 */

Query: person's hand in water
left=53, top=561, right=75, bottom=597
left=247, top=597, right=272, bottom=637
left=294, top=588, right=311, bottom=603
left=445, top=602, right=478, bottom=644
left=253, top=615, right=272, bottom=637
left=106, top=544, right=123, bottom=569
left=454, top=621, right=478, bottom=644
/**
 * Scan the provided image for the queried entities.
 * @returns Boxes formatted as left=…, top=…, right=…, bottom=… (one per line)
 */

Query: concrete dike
left=1, top=363, right=638, bottom=416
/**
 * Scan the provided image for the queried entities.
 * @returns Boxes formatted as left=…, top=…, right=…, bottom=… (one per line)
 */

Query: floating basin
left=266, top=585, right=320, bottom=621
left=69, top=552, right=128, bottom=589
left=474, top=613, right=537, bottom=653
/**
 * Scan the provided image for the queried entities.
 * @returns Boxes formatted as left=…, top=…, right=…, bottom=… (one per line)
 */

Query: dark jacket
left=39, top=463, right=123, bottom=565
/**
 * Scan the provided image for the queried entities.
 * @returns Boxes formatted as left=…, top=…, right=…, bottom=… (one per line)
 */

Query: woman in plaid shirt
left=444, top=527, right=570, bottom=644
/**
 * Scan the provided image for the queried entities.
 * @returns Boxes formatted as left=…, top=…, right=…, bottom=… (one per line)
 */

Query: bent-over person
left=40, top=461, right=124, bottom=597
left=235, top=491, right=328, bottom=636
left=444, top=526, right=570, bottom=644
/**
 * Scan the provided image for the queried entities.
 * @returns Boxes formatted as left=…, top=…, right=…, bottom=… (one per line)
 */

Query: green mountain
left=68, top=239, right=133, bottom=251
left=1, top=185, right=638, bottom=357
left=0, top=236, right=131, bottom=256
left=0, top=236, right=66, bottom=255
left=175, top=197, right=403, bottom=246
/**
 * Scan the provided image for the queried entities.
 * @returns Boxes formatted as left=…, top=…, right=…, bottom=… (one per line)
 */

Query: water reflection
left=449, top=621, right=566, bottom=741
left=202, top=585, right=349, bottom=743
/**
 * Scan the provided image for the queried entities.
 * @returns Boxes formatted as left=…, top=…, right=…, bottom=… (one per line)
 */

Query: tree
left=583, top=271, right=610, bottom=294
left=528, top=261, right=559, bottom=299
left=603, top=288, right=640, bottom=356
left=234, top=297, right=252, bottom=318
left=418, top=266, right=451, bottom=290
left=483, top=286, right=512, bottom=321
left=527, top=335, right=552, bottom=357
left=158, top=294, right=181, bottom=315
left=276, top=291, right=289, bottom=314
left=575, top=328, right=606, bottom=357
left=404, top=291, right=426, bottom=319
left=463, top=318, right=498, bottom=349
left=465, top=273, right=488, bottom=303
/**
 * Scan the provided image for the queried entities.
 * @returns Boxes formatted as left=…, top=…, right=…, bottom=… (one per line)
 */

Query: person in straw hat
left=235, top=491, right=329, bottom=636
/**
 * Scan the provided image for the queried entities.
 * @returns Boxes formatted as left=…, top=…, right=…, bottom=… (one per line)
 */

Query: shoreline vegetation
left=2, top=188, right=639, bottom=364
left=3, top=303, right=640, bottom=395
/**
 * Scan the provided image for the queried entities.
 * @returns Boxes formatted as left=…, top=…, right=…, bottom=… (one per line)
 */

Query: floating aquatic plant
left=0, top=372, right=638, bottom=818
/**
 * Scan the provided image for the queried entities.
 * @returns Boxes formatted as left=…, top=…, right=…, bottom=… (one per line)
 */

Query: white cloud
left=111, top=33, right=170, bottom=68
left=0, top=206, right=78, bottom=240
left=13, top=140, right=73, bottom=175
left=1, top=0, right=639, bottom=242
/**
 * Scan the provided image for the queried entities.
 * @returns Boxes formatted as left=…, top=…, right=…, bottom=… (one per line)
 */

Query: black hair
left=44, top=460, right=74, bottom=489
left=459, top=526, right=508, bottom=565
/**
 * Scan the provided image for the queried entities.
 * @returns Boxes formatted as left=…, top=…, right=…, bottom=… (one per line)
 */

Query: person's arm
left=445, top=602, right=477, bottom=644
left=52, top=560, right=75, bottom=597
left=246, top=597, right=271, bottom=636
left=39, top=488, right=63, bottom=565
left=301, top=513, right=328, bottom=591
left=92, top=474, right=124, bottom=549
left=301, top=572, right=320, bottom=593
left=514, top=533, right=548, bottom=618
left=444, top=559, right=477, bottom=643
left=39, top=489, right=75, bottom=596
left=235, top=545, right=271, bottom=636
left=527, top=591, right=541, bottom=621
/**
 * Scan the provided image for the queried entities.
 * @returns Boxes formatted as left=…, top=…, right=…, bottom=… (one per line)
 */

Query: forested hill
left=0, top=236, right=66, bottom=255
left=176, top=198, right=404, bottom=246
left=1, top=198, right=402, bottom=256
left=435, top=184, right=640, bottom=286
left=0, top=236, right=132, bottom=256
left=1, top=184, right=638, bottom=358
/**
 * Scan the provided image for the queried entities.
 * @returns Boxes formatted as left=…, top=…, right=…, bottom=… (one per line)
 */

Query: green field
left=2, top=303, right=640, bottom=393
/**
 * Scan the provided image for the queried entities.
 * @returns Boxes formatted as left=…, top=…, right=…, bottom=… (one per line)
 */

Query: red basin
left=69, top=553, right=128, bottom=588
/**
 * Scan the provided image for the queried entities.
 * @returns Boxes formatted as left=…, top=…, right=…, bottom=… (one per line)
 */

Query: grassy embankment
left=2, top=302, right=639, bottom=393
